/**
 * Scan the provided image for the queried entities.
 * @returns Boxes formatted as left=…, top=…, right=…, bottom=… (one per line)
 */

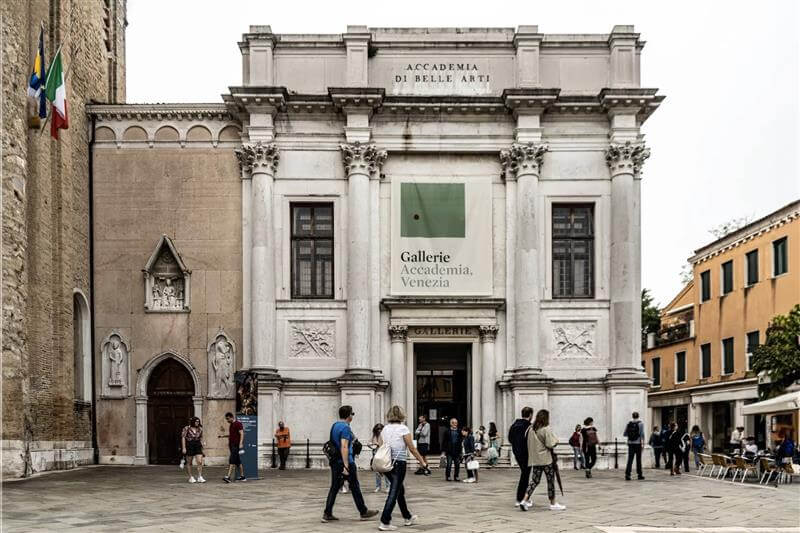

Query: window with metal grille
left=745, top=249, right=758, bottom=286
left=721, top=260, right=733, bottom=294
left=291, top=203, right=334, bottom=299
left=552, top=204, right=594, bottom=298
left=652, top=357, right=661, bottom=387
left=675, top=351, right=686, bottom=383
left=746, top=330, right=759, bottom=371
left=700, top=270, right=711, bottom=302
left=773, top=237, right=788, bottom=276
left=700, top=343, right=711, bottom=379
left=722, top=337, right=734, bottom=375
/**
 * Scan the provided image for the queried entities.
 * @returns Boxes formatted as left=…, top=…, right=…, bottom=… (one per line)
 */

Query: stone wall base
left=2, top=440, right=94, bottom=478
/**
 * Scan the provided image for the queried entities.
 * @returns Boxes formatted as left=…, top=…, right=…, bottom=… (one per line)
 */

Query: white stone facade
left=89, top=24, right=662, bottom=467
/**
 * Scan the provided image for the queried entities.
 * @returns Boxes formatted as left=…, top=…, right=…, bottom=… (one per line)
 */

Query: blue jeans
left=324, top=460, right=367, bottom=517
left=445, top=454, right=461, bottom=479
left=380, top=461, right=412, bottom=525
left=571, top=446, right=585, bottom=469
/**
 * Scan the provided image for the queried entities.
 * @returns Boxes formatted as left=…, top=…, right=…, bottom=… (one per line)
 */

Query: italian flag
left=45, top=49, right=68, bottom=139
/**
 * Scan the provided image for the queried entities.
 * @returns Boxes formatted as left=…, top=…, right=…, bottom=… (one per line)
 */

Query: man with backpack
left=623, top=411, right=646, bottom=481
left=321, top=405, right=379, bottom=524
left=508, top=407, right=533, bottom=506
left=581, top=417, right=599, bottom=478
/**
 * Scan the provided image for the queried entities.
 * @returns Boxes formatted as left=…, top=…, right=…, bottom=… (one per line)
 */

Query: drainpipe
left=88, top=110, right=99, bottom=465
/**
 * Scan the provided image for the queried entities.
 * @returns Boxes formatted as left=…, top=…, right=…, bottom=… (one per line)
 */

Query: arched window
left=73, top=291, right=91, bottom=401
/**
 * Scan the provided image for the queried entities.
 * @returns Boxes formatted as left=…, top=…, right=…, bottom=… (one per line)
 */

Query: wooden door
left=147, top=358, right=195, bottom=464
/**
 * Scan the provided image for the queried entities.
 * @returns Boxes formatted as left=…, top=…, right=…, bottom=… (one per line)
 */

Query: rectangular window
left=700, top=270, right=711, bottom=301
left=721, top=260, right=733, bottom=294
left=773, top=237, right=788, bottom=276
left=700, top=343, right=711, bottom=379
left=290, top=203, right=334, bottom=299
left=552, top=204, right=594, bottom=298
left=746, top=249, right=759, bottom=286
left=675, top=351, right=686, bottom=383
left=746, top=330, right=760, bottom=371
left=722, top=337, right=735, bottom=375
left=652, top=357, right=661, bottom=387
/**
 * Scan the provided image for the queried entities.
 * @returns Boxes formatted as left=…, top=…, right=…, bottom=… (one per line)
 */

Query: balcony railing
left=644, top=320, right=694, bottom=349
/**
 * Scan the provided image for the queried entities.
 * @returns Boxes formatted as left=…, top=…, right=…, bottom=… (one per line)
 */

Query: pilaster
left=389, top=325, right=408, bottom=411
left=240, top=26, right=277, bottom=86
left=479, top=325, right=499, bottom=426
left=608, top=25, right=640, bottom=89
left=343, top=25, right=371, bottom=86
left=513, top=26, right=543, bottom=88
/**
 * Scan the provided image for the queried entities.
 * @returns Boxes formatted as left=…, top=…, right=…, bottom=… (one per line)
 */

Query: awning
left=742, top=391, right=800, bottom=415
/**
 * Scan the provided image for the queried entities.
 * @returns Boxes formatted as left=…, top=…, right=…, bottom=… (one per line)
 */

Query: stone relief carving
left=340, top=141, right=387, bottom=177
left=605, top=141, right=650, bottom=176
left=500, top=142, right=549, bottom=179
left=289, top=321, right=335, bottom=359
left=101, top=331, right=130, bottom=397
left=208, top=330, right=235, bottom=398
left=143, top=235, right=191, bottom=312
left=235, top=142, right=279, bottom=174
left=552, top=322, right=596, bottom=359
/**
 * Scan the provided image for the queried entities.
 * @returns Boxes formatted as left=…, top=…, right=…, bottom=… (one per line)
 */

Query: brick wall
left=1, top=0, right=126, bottom=477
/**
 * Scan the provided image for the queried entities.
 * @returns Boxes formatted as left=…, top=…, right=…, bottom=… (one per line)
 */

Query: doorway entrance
left=414, top=343, right=470, bottom=455
left=147, top=358, right=195, bottom=464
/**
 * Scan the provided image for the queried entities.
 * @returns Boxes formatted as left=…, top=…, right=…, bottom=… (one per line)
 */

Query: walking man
left=441, top=418, right=463, bottom=482
left=219, top=412, right=246, bottom=483
left=648, top=426, right=663, bottom=468
left=414, top=415, right=431, bottom=475
left=624, top=411, right=646, bottom=481
left=275, top=420, right=291, bottom=470
left=322, top=405, right=379, bottom=523
left=508, top=406, right=533, bottom=506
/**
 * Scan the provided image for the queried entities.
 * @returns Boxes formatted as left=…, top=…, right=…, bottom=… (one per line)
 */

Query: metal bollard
left=614, top=438, right=619, bottom=469
left=271, top=438, right=277, bottom=468
left=306, top=438, right=311, bottom=468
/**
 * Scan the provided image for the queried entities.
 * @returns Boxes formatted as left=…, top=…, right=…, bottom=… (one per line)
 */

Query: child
left=569, top=424, right=584, bottom=470
left=462, top=427, right=478, bottom=483
left=370, top=423, right=390, bottom=492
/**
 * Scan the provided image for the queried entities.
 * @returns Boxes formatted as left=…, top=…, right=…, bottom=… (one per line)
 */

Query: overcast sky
left=126, top=0, right=799, bottom=307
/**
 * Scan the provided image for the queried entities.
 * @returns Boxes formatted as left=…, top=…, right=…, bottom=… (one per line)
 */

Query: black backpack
left=625, top=421, right=641, bottom=442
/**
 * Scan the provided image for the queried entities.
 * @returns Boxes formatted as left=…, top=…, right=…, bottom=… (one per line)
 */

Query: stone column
left=500, top=143, right=548, bottom=375
left=236, top=142, right=280, bottom=372
left=605, top=141, right=649, bottom=372
left=134, top=397, right=147, bottom=465
left=341, top=142, right=387, bottom=373
left=389, top=325, right=408, bottom=410
left=479, top=325, right=499, bottom=426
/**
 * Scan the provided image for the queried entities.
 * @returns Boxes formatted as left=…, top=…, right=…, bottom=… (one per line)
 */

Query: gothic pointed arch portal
left=134, top=352, right=203, bottom=465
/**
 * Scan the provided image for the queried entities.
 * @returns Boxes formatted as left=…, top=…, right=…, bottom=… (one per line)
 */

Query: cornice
left=328, top=87, right=385, bottom=111
left=599, top=87, right=664, bottom=122
left=87, top=103, right=235, bottom=122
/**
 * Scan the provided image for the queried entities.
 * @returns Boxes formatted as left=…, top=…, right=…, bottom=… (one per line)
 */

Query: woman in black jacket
left=666, top=422, right=684, bottom=475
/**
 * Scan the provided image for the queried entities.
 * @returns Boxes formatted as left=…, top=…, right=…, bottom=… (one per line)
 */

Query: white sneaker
left=188, top=476, right=196, bottom=483
left=374, top=487, right=381, bottom=493
left=404, top=515, right=418, bottom=526
left=378, top=525, right=397, bottom=531
left=549, top=503, right=566, bottom=511
left=466, top=478, right=476, bottom=483
left=514, top=501, right=521, bottom=508
left=197, top=476, right=206, bottom=483
left=179, top=458, right=185, bottom=470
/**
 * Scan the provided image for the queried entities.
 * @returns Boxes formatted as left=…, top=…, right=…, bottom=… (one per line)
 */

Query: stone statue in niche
left=143, top=235, right=191, bottom=312
left=101, top=331, right=130, bottom=397
left=208, top=331, right=235, bottom=398
left=553, top=322, right=596, bottom=358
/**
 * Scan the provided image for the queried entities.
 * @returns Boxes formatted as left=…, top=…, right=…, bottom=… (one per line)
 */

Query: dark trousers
left=625, top=443, right=643, bottom=478
left=445, top=454, right=461, bottom=480
left=665, top=449, right=673, bottom=469
left=415, top=444, right=429, bottom=472
left=528, top=465, right=556, bottom=501
left=278, top=447, right=290, bottom=469
left=324, top=460, right=367, bottom=517
left=380, top=460, right=412, bottom=525
left=652, top=447, right=662, bottom=468
left=583, top=446, right=597, bottom=470
left=682, top=449, right=690, bottom=472
left=516, top=465, right=532, bottom=502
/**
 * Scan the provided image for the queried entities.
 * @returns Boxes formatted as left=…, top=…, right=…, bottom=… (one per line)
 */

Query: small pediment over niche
left=143, top=235, right=191, bottom=312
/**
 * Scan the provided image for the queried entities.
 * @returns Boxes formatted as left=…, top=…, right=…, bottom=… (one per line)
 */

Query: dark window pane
left=722, top=337, right=734, bottom=374
left=652, top=358, right=661, bottom=386
left=773, top=237, right=788, bottom=276
left=676, top=351, right=686, bottom=383
left=701, top=344, right=711, bottom=378
left=722, top=261, right=733, bottom=294
left=746, top=331, right=759, bottom=371
left=700, top=270, right=711, bottom=301
left=291, top=203, right=334, bottom=298
left=746, top=250, right=759, bottom=285
left=552, top=204, right=594, bottom=298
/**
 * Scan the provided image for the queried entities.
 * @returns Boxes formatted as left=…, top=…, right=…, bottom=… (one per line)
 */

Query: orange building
left=643, top=200, right=799, bottom=451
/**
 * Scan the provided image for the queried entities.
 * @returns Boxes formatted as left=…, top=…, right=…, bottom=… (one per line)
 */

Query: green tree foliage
left=641, top=289, right=661, bottom=344
left=751, top=304, right=800, bottom=399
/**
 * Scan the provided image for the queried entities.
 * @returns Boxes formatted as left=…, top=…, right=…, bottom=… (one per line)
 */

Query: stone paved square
left=3, top=465, right=799, bottom=532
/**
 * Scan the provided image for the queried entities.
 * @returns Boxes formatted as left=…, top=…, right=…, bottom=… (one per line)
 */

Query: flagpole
left=39, top=9, right=76, bottom=136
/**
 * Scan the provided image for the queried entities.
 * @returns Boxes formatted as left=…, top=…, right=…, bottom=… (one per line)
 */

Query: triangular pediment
left=143, top=235, right=190, bottom=275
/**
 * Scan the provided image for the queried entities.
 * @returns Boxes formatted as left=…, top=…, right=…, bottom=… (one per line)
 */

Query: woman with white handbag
left=374, top=405, right=428, bottom=531
left=462, top=427, right=479, bottom=483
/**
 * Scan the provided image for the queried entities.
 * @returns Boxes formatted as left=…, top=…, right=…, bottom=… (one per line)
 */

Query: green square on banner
left=400, top=183, right=465, bottom=238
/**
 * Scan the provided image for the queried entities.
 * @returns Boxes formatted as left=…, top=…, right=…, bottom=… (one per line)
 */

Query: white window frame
left=721, top=337, right=735, bottom=376
left=675, top=350, right=687, bottom=384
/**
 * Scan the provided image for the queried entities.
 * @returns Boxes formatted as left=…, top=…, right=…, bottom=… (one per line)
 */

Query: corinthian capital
left=235, top=142, right=280, bottom=174
left=499, top=142, right=549, bottom=180
left=604, top=141, right=650, bottom=176
left=388, top=325, right=408, bottom=343
left=340, top=141, right=387, bottom=178
left=479, top=325, right=499, bottom=343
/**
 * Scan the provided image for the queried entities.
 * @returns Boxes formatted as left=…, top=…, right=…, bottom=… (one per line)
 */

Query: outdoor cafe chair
left=732, top=456, right=757, bottom=483
left=697, top=453, right=714, bottom=477
left=777, top=462, right=799, bottom=484
left=759, top=458, right=779, bottom=484
left=712, top=454, right=731, bottom=479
